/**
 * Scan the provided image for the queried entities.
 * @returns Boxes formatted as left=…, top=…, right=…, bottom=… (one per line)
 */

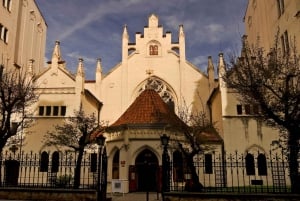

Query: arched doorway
left=135, top=149, right=159, bottom=191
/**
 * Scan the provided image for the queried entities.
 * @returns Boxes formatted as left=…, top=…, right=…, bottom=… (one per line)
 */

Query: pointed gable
left=109, top=89, right=187, bottom=130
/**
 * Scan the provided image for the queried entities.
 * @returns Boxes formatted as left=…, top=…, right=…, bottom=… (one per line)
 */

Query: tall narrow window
left=90, top=153, right=97, bottom=173
left=204, top=154, right=213, bottom=174
left=112, top=150, right=120, bottom=179
left=245, top=153, right=255, bottom=175
left=281, top=34, right=285, bottom=55
left=46, top=106, right=51, bottom=116
left=237, top=105, right=243, bottom=115
left=0, top=24, right=3, bottom=40
left=53, top=106, right=59, bottom=116
left=39, top=106, right=44, bottom=116
left=284, top=30, right=289, bottom=55
left=3, top=27, right=8, bottom=43
left=40, top=151, right=49, bottom=172
left=61, top=106, right=66, bottom=116
left=277, top=0, right=285, bottom=17
left=51, top=151, right=59, bottom=173
left=3, top=0, right=12, bottom=11
left=0, top=25, right=7, bottom=42
left=257, top=154, right=267, bottom=176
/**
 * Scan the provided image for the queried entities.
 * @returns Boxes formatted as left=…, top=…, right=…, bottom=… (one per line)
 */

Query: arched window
left=40, top=151, right=49, bottom=172
left=90, top=153, right=97, bottom=173
left=257, top=154, right=267, bottom=176
left=245, top=153, right=255, bottom=175
left=149, top=45, right=158, bottom=55
left=205, top=154, right=213, bottom=174
left=112, top=150, right=120, bottom=179
left=51, top=151, right=59, bottom=173
left=137, top=77, right=176, bottom=111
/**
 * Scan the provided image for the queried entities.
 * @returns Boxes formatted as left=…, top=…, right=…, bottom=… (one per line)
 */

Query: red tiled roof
left=109, top=89, right=187, bottom=130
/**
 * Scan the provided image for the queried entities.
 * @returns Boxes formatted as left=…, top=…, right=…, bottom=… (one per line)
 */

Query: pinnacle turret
left=51, top=40, right=62, bottom=62
left=96, top=58, right=102, bottom=74
left=76, top=58, right=85, bottom=77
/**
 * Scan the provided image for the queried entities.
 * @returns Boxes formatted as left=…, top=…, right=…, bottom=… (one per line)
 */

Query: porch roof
left=108, top=89, right=188, bottom=131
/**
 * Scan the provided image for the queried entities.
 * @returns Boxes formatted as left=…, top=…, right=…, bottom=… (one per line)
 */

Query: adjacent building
left=0, top=0, right=47, bottom=73
left=244, top=0, right=300, bottom=53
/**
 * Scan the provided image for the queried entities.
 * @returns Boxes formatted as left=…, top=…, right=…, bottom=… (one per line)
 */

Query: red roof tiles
left=109, top=89, right=187, bottom=130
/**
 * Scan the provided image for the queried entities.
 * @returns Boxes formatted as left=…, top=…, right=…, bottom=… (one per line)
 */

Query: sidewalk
left=110, top=192, right=162, bottom=201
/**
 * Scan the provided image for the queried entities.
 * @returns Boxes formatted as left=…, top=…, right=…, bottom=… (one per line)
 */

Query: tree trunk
left=0, top=146, right=3, bottom=187
left=73, top=148, right=84, bottom=188
left=288, top=130, right=300, bottom=193
left=185, top=155, right=203, bottom=191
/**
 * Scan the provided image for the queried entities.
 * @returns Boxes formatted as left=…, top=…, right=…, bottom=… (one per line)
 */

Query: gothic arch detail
left=134, top=76, right=177, bottom=108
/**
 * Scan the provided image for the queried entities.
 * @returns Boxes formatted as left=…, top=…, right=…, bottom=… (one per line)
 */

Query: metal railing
left=0, top=151, right=99, bottom=189
left=168, top=151, right=292, bottom=193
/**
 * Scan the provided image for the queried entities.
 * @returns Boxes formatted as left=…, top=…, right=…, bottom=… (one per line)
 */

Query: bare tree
left=44, top=109, right=104, bottom=188
left=223, top=36, right=300, bottom=193
left=176, top=99, right=218, bottom=191
left=0, top=66, right=37, bottom=154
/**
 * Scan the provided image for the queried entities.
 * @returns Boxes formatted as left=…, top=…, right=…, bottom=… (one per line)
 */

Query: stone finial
left=123, top=24, right=129, bottom=39
left=218, top=53, right=226, bottom=71
left=96, top=58, right=102, bottom=74
left=76, top=58, right=85, bottom=76
left=148, top=14, right=158, bottom=27
left=207, top=56, right=214, bottom=71
left=52, top=40, right=62, bottom=61
left=179, top=24, right=185, bottom=38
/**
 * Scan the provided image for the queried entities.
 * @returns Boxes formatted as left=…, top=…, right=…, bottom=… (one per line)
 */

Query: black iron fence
left=168, top=151, right=292, bottom=193
left=0, top=151, right=101, bottom=189
left=0, top=149, right=295, bottom=194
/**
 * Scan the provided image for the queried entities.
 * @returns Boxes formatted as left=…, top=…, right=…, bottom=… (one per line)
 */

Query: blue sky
left=35, top=0, right=248, bottom=80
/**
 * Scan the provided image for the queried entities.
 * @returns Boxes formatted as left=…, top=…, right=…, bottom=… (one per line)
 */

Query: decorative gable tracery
left=136, top=76, right=176, bottom=109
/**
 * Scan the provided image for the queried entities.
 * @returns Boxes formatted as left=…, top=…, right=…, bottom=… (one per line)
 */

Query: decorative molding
left=35, top=87, right=75, bottom=94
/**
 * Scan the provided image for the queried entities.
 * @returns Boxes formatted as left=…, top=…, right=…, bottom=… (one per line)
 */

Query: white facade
left=15, top=13, right=284, bottom=192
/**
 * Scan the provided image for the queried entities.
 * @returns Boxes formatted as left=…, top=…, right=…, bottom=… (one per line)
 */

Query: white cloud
left=58, top=1, right=143, bottom=41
